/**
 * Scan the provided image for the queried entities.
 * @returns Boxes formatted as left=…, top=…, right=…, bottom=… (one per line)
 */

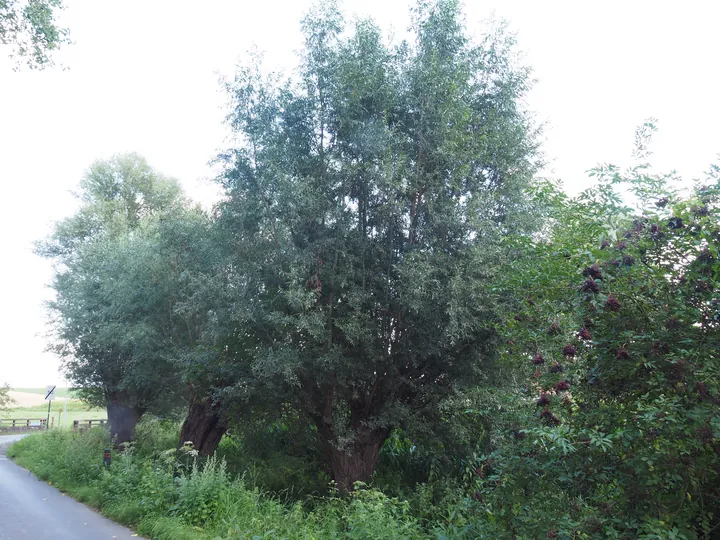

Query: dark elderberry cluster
left=697, top=425, right=713, bottom=445
left=583, top=264, right=603, bottom=280
left=667, top=217, right=684, bottom=230
left=605, top=295, right=621, bottom=311
left=540, top=408, right=561, bottom=426
left=698, top=249, right=714, bottom=264
left=581, top=279, right=600, bottom=293
left=695, top=280, right=712, bottom=293
left=652, top=341, right=669, bottom=356
left=695, top=381, right=710, bottom=400
left=578, top=327, right=592, bottom=341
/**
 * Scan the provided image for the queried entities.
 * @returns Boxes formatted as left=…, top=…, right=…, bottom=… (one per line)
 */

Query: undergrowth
left=7, top=428, right=482, bottom=539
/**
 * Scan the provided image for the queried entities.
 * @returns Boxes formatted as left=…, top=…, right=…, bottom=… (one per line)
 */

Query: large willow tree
left=39, top=153, right=186, bottom=443
left=214, top=0, right=540, bottom=491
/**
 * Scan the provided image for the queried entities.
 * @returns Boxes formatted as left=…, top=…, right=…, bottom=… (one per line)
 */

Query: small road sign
left=45, top=385, right=56, bottom=431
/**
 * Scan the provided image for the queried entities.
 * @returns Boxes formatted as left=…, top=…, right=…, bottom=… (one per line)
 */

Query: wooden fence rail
left=0, top=418, right=47, bottom=428
left=0, top=418, right=108, bottom=431
left=72, top=419, right=107, bottom=431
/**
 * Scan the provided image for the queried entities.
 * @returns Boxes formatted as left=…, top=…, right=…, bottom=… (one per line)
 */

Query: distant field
left=8, top=391, right=82, bottom=408
left=3, top=403, right=106, bottom=428
left=4, top=388, right=105, bottom=429
left=11, top=387, right=78, bottom=399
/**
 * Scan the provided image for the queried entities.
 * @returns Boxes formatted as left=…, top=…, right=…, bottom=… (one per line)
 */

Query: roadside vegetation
left=8, top=0, right=719, bottom=538
left=9, top=425, right=474, bottom=539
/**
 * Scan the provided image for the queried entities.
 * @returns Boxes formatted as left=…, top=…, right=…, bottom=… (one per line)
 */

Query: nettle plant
left=480, top=128, right=720, bottom=538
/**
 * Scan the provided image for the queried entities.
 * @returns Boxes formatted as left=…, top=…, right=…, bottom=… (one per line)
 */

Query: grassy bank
left=8, top=428, right=479, bottom=539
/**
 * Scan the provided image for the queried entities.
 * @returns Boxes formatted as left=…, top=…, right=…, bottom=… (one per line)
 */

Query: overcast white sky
left=1, top=0, right=718, bottom=387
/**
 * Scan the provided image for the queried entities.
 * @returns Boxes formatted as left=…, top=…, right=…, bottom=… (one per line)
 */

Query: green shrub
left=217, top=420, right=330, bottom=498
left=483, top=136, right=720, bottom=538
left=343, top=488, right=425, bottom=539
left=132, top=416, right=181, bottom=457
left=172, top=456, right=229, bottom=526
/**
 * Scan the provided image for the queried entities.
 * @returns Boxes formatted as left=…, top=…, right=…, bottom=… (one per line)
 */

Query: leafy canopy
left=478, top=123, right=720, bottom=538
left=212, top=0, right=540, bottom=489
left=0, top=0, right=69, bottom=69
left=40, top=154, right=186, bottom=414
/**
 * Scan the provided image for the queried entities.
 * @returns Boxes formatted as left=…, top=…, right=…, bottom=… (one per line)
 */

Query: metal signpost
left=63, top=381, right=69, bottom=429
left=45, top=385, right=56, bottom=430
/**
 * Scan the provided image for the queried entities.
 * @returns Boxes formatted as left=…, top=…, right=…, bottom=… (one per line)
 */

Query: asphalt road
left=0, top=434, right=141, bottom=539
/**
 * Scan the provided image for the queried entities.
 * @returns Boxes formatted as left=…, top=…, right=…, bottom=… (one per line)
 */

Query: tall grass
left=7, top=428, right=481, bottom=539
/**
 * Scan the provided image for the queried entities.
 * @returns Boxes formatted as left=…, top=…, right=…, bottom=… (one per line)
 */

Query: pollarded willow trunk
left=319, top=424, right=390, bottom=494
left=178, top=396, right=227, bottom=456
left=107, top=400, right=144, bottom=445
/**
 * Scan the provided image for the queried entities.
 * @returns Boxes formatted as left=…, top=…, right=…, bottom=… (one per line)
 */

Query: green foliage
left=0, top=382, right=14, bottom=415
left=24, top=1, right=718, bottom=536
left=9, top=428, right=110, bottom=488
left=475, top=125, right=720, bottom=538
left=38, top=154, right=191, bottom=431
left=131, top=416, right=182, bottom=456
left=8, top=426, right=481, bottom=538
left=217, top=418, right=330, bottom=497
left=39, top=153, right=183, bottom=260
left=209, top=0, right=540, bottom=489
left=0, top=0, right=69, bottom=69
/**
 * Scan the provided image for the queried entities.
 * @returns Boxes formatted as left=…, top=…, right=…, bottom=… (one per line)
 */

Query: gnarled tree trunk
left=107, top=399, right=144, bottom=445
left=319, top=424, right=389, bottom=494
left=178, top=395, right=227, bottom=456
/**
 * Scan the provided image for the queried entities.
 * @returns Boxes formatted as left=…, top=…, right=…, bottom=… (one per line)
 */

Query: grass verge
left=7, top=428, right=477, bottom=539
